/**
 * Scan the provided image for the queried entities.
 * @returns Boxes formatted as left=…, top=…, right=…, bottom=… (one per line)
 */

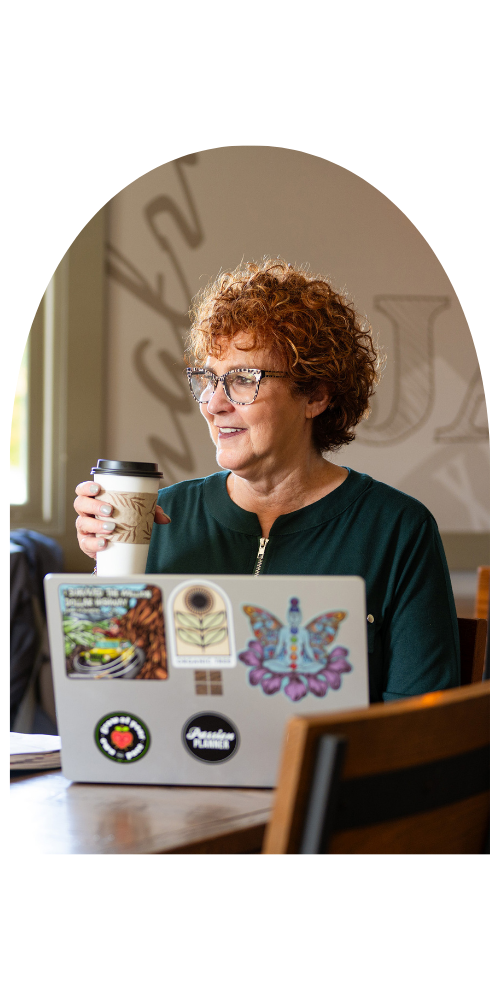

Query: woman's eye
left=233, top=375, right=254, bottom=387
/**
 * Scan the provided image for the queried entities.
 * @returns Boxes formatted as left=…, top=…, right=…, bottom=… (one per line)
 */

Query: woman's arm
left=381, top=515, right=460, bottom=700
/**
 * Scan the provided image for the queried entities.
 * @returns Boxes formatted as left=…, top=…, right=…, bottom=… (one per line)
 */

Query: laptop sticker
left=194, top=670, right=223, bottom=695
left=94, top=712, right=151, bottom=763
left=167, top=580, right=236, bottom=668
left=238, top=597, right=352, bottom=701
left=59, top=583, right=167, bottom=679
left=182, top=712, right=239, bottom=763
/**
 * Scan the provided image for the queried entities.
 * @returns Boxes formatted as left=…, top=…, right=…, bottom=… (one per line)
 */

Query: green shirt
left=147, top=468, right=460, bottom=703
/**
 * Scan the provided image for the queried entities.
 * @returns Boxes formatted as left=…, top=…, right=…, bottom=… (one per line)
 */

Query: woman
left=75, top=258, right=460, bottom=702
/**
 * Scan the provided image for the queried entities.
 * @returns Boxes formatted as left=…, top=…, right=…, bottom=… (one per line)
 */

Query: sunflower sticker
left=166, top=580, right=236, bottom=668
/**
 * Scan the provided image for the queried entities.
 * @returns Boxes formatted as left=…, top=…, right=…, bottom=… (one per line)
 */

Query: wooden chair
left=457, top=616, right=488, bottom=684
left=475, top=566, right=490, bottom=620
left=263, top=682, right=489, bottom=854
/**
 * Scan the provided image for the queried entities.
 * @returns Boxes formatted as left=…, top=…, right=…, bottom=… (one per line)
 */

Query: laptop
left=44, top=573, right=369, bottom=787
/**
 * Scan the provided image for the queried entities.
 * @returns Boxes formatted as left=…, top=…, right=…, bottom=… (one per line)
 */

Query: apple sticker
left=110, top=726, right=134, bottom=750
left=95, top=712, right=150, bottom=763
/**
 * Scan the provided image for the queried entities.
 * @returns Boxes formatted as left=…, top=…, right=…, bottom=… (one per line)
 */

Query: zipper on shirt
left=253, top=536, right=269, bottom=575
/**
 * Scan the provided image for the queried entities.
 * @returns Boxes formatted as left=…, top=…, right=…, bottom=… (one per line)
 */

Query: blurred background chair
left=475, top=566, right=490, bottom=620
left=457, top=616, right=488, bottom=685
left=263, top=683, right=489, bottom=854
left=450, top=565, right=489, bottom=619
left=10, top=529, right=63, bottom=734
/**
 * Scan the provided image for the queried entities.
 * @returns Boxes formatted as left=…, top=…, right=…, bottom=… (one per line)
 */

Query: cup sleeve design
left=97, top=491, right=158, bottom=544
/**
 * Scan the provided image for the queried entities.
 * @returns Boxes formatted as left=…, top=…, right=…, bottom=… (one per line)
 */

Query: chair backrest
left=263, top=682, right=489, bottom=854
left=458, top=617, right=488, bottom=684
left=475, top=566, right=490, bottom=620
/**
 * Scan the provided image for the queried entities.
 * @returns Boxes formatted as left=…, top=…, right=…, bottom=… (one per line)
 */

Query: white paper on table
left=10, top=732, right=62, bottom=769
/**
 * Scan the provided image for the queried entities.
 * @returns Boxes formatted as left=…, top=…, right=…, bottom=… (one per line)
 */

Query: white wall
left=105, top=146, right=488, bottom=533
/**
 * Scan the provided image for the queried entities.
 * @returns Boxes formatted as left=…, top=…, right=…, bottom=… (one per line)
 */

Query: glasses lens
left=190, top=372, right=215, bottom=402
left=225, top=371, right=258, bottom=403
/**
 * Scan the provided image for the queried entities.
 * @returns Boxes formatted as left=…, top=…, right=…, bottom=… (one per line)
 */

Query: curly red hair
left=186, top=258, right=382, bottom=452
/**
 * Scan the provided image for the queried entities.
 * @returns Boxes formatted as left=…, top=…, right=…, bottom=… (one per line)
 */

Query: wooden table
left=10, top=771, right=274, bottom=854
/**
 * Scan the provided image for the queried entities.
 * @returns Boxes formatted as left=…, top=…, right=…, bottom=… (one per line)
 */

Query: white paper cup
left=91, top=460, right=163, bottom=576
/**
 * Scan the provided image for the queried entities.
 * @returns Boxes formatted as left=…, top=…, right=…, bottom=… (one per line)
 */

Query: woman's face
left=200, top=336, right=322, bottom=480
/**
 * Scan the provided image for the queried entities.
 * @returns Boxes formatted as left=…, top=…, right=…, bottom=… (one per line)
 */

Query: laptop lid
left=44, top=573, right=369, bottom=787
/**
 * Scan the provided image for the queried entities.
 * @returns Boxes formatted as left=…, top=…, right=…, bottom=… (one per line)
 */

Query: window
left=10, top=340, right=29, bottom=506
left=9, top=206, right=106, bottom=570
left=10, top=273, right=67, bottom=534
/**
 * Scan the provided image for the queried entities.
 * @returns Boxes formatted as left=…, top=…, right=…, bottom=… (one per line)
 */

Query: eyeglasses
left=185, top=367, right=289, bottom=405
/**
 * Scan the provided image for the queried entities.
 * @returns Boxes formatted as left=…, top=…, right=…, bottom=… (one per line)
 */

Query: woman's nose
left=206, top=381, right=234, bottom=414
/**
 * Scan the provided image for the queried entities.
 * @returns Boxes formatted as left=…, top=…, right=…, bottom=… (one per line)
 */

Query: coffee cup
left=91, top=459, right=163, bottom=575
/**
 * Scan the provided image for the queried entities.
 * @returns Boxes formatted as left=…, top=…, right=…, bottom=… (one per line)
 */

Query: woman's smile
left=216, top=426, right=246, bottom=436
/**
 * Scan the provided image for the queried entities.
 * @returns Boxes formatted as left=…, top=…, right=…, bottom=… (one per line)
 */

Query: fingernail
left=89, top=484, right=99, bottom=493
left=97, top=538, right=106, bottom=548
left=101, top=522, right=115, bottom=532
left=100, top=504, right=112, bottom=515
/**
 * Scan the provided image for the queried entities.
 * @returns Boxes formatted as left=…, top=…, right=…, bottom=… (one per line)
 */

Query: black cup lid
left=91, top=460, right=163, bottom=478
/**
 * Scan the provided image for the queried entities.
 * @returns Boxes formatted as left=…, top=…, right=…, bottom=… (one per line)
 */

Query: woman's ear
left=305, top=384, right=331, bottom=419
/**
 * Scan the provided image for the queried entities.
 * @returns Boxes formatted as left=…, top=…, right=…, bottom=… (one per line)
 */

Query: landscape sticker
left=59, top=583, right=167, bottom=679
left=94, top=712, right=151, bottom=763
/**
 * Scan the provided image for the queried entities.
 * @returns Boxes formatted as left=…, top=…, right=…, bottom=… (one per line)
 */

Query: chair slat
left=300, top=735, right=346, bottom=854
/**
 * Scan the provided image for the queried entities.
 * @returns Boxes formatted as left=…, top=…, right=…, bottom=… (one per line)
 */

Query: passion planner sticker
left=59, top=584, right=167, bottom=679
left=182, top=712, right=239, bottom=764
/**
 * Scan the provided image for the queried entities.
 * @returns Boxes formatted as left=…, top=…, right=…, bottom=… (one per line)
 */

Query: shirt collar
left=203, top=468, right=372, bottom=536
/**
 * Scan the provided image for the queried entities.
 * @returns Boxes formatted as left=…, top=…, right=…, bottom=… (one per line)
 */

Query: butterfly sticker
left=238, top=598, right=353, bottom=702
left=240, top=606, right=282, bottom=660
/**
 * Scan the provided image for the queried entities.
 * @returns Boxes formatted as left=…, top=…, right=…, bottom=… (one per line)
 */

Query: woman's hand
left=74, top=481, right=171, bottom=560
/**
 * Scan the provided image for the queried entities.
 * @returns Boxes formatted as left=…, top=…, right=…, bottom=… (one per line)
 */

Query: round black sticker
left=182, top=712, right=239, bottom=764
left=95, top=712, right=150, bottom=763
